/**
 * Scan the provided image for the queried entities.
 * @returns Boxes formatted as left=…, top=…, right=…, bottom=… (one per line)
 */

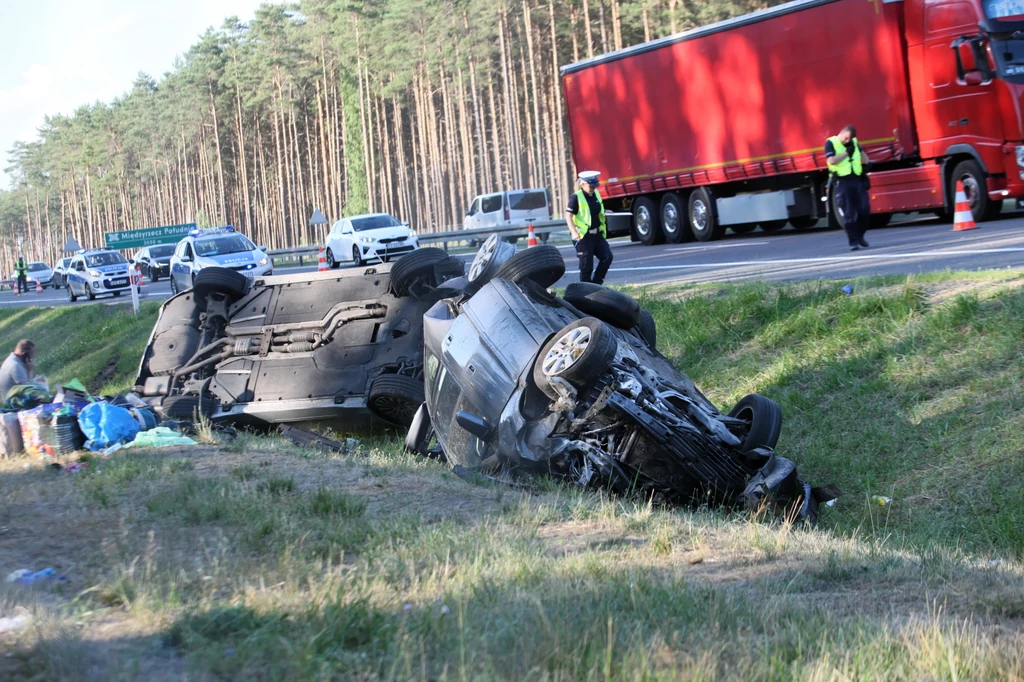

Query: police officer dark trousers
left=825, top=125, right=871, bottom=251
left=566, top=171, right=613, bottom=284
left=15, top=256, right=28, bottom=294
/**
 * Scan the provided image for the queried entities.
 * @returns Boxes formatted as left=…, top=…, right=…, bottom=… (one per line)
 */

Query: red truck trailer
left=561, top=0, right=1024, bottom=243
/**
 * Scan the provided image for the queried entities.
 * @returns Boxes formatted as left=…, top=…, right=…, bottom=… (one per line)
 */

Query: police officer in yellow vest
left=565, top=170, right=613, bottom=284
left=826, top=125, right=871, bottom=251
left=14, top=255, right=28, bottom=294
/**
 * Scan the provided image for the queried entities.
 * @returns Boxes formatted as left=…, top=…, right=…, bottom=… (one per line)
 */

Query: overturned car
left=133, top=249, right=463, bottom=429
left=406, top=235, right=832, bottom=519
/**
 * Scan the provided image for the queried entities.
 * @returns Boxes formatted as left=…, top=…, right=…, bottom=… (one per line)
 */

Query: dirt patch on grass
left=90, top=354, right=121, bottom=393
left=923, top=276, right=1024, bottom=305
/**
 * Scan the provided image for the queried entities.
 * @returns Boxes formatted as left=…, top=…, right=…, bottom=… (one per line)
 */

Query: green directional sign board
left=104, top=223, right=196, bottom=250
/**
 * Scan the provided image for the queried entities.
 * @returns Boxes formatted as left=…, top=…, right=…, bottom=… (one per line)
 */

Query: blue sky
left=0, top=0, right=272, bottom=187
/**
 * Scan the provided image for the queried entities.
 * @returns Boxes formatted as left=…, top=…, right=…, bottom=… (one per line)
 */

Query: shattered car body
left=133, top=248, right=464, bottom=430
left=408, top=235, right=830, bottom=518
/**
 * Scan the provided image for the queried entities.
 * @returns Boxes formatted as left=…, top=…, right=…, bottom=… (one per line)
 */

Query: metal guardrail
left=267, top=219, right=568, bottom=266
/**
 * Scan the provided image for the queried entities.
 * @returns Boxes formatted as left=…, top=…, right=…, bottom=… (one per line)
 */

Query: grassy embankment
left=2, top=271, right=1024, bottom=680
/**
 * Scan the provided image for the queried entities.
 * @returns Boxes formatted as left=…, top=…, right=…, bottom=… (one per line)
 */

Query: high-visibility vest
left=827, top=136, right=863, bottom=177
left=15, top=259, right=26, bottom=276
left=572, top=189, right=607, bottom=238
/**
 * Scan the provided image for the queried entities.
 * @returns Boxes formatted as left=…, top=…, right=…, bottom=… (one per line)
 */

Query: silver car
left=65, top=250, right=133, bottom=301
left=406, top=235, right=833, bottom=518
left=25, top=262, right=54, bottom=289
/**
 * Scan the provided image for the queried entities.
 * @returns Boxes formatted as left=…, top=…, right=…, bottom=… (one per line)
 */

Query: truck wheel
left=868, top=213, right=892, bottom=229
left=730, top=223, right=758, bottom=235
left=533, top=317, right=617, bottom=400
left=789, top=216, right=818, bottom=231
left=390, top=247, right=450, bottom=297
left=368, top=374, right=424, bottom=427
left=563, top=282, right=640, bottom=329
left=688, top=187, right=723, bottom=241
left=951, top=159, right=994, bottom=223
left=494, top=245, right=566, bottom=289
left=659, top=193, right=690, bottom=243
left=633, top=197, right=663, bottom=246
left=759, top=220, right=787, bottom=233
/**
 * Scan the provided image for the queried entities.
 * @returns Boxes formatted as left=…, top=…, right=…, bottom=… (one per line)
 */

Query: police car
left=168, top=226, right=272, bottom=294
left=65, top=249, right=134, bottom=302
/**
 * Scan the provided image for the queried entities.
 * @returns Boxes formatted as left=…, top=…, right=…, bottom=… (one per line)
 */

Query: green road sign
left=104, top=223, right=196, bottom=250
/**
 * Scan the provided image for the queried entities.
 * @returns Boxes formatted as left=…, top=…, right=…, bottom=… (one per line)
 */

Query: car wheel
left=729, top=393, right=783, bottom=453
left=87, top=287, right=95, bottom=301
left=563, top=282, right=640, bottom=329
left=533, top=317, right=617, bottom=400
left=635, top=308, right=657, bottom=349
left=67, top=284, right=77, bottom=303
left=633, top=196, right=663, bottom=246
left=404, top=402, right=431, bottom=454
left=467, top=233, right=516, bottom=292
left=352, top=245, right=364, bottom=267
left=494, top=244, right=566, bottom=289
left=367, top=374, right=425, bottom=427
left=150, top=268, right=159, bottom=283
left=326, top=248, right=339, bottom=269
left=660, top=192, right=690, bottom=243
left=193, top=267, right=250, bottom=311
left=688, top=187, right=723, bottom=241
left=759, top=220, right=788, bottom=233
left=390, top=248, right=450, bottom=297
left=161, top=394, right=219, bottom=421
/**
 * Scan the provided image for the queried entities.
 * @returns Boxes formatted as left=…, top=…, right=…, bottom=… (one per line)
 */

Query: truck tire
left=390, top=247, right=449, bottom=297
left=533, top=317, right=617, bottom=400
left=494, top=245, right=565, bottom=289
left=759, top=220, right=787, bottom=233
left=868, top=213, right=892, bottom=229
left=950, top=159, right=995, bottom=223
left=633, top=196, right=663, bottom=246
left=730, top=223, right=758, bottom=235
left=688, top=187, right=723, bottom=242
left=193, top=267, right=249, bottom=308
left=563, top=282, right=640, bottom=329
left=367, top=374, right=424, bottom=427
left=789, top=216, right=818, bottom=231
left=729, top=393, right=782, bottom=453
left=660, top=193, right=690, bottom=243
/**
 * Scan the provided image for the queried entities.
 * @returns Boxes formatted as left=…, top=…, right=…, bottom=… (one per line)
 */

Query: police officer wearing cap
left=566, top=170, right=613, bottom=284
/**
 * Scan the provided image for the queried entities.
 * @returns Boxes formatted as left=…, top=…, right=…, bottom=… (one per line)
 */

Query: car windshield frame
left=150, top=245, right=175, bottom=258
left=85, top=252, right=127, bottom=268
left=194, top=234, right=257, bottom=257
left=352, top=215, right=402, bottom=232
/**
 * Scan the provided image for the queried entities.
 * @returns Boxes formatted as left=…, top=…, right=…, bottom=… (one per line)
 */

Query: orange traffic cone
left=527, top=224, right=539, bottom=248
left=35, top=279, right=43, bottom=294
left=952, top=180, right=978, bottom=232
left=318, top=246, right=328, bottom=272
left=12, top=281, right=19, bottom=296
left=136, top=265, right=145, bottom=286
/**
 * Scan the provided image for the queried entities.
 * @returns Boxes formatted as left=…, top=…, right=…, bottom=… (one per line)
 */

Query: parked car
left=324, top=213, right=420, bottom=268
left=135, top=244, right=175, bottom=282
left=464, top=189, right=551, bottom=244
left=52, top=257, right=72, bottom=288
left=25, top=262, right=54, bottom=289
left=65, top=250, right=133, bottom=301
left=168, top=226, right=272, bottom=295
left=133, top=249, right=464, bottom=430
left=406, top=235, right=833, bottom=518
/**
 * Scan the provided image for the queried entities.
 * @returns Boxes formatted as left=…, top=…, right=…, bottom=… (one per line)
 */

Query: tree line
left=0, top=0, right=777, bottom=274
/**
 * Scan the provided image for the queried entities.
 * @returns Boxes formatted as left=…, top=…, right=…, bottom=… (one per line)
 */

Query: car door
left=479, top=194, right=504, bottom=227
left=337, top=220, right=356, bottom=261
left=172, top=242, right=189, bottom=290
left=464, top=197, right=481, bottom=229
left=71, top=259, right=86, bottom=295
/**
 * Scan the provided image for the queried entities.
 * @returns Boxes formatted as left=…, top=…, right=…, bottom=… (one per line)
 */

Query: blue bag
left=78, top=402, right=141, bottom=450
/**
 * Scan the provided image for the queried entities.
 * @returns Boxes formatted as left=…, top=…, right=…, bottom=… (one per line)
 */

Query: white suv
left=66, top=249, right=133, bottom=302
left=324, top=213, right=419, bottom=267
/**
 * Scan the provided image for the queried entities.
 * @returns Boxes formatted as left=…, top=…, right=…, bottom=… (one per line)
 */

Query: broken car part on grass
left=406, top=234, right=836, bottom=520
left=132, top=249, right=464, bottom=431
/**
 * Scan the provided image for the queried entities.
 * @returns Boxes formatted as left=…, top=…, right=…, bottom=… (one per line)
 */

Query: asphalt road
left=5, top=211, right=1024, bottom=309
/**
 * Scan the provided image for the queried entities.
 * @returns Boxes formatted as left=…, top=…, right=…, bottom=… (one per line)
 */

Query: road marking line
left=665, top=240, right=772, bottom=252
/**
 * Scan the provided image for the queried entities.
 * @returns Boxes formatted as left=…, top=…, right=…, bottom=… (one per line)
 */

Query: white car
left=464, top=188, right=550, bottom=244
left=52, top=257, right=73, bottom=288
left=324, top=213, right=420, bottom=267
left=25, top=262, right=55, bottom=289
left=168, top=226, right=273, bottom=294
left=66, top=250, right=133, bottom=301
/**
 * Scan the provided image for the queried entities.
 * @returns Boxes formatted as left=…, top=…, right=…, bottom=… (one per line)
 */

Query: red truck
left=561, top=0, right=1024, bottom=243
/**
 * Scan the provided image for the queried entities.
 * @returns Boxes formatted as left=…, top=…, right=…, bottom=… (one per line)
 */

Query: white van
left=464, top=189, right=551, bottom=242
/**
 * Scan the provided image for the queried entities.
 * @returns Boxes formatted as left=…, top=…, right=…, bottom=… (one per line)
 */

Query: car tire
left=161, top=394, right=218, bottom=421
left=87, top=287, right=95, bottom=301
left=67, top=285, right=77, bottom=303
left=367, top=374, right=425, bottom=427
left=150, top=268, right=159, bottom=283
left=729, top=393, right=783, bottom=453
left=494, top=244, right=566, bottom=289
left=390, top=247, right=450, bottom=297
left=636, top=308, right=657, bottom=349
left=326, top=248, right=339, bottom=269
left=533, top=317, right=617, bottom=400
left=563, top=282, right=640, bottom=329
left=759, top=220, right=788, bottom=233
left=467, top=234, right=516, bottom=292
left=404, top=402, right=431, bottom=454
left=352, top=245, right=364, bottom=267
left=660, top=192, right=690, bottom=243
left=193, top=267, right=250, bottom=308
left=688, top=187, right=723, bottom=242
left=633, top=196, right=663, bottom=246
